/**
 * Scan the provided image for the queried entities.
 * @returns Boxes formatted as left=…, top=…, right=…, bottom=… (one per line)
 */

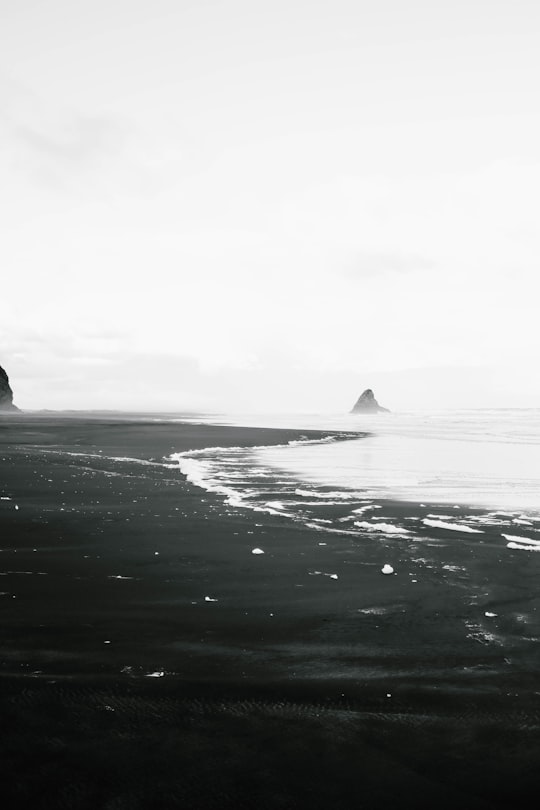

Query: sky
left=1, top=0, right=539, bottom=412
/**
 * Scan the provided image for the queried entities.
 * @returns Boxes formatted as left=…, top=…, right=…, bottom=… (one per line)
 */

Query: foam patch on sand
left=0, top=570, right=48, bottom=576
left=465, top=620, right=503, bottom=646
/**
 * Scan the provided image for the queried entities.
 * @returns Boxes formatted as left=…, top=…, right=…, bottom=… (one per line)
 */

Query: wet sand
left=1, top=414, right=539, bottom=808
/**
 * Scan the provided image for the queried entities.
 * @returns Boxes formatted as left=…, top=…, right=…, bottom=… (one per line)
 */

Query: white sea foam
left=467, top=515, right=506, bottom=525
left=352, top=504, right=381, bottom=514
left=295, top=488, right=360, bottom=500
left=169, top=436, right=363, bottom=523
left=304, top=522, right=360, bottom=536
left=354, top=521, right=410, bottom=535
left=503, top=534, right=540, bottom=551
left=175, top=434, right=348, bottom=461
left=423, top=519, right=483, bottom=533
left=502, top=533, right=540, bottom=543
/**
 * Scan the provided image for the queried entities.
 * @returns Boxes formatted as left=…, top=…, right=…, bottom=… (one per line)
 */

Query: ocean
left=171, top=409, right=540, bottom=550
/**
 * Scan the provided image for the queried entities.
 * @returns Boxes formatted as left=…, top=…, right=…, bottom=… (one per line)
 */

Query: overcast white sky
left=1, top=0, right=539, bottom=412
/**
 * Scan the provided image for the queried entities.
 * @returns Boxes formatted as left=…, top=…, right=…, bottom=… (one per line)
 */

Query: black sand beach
left=1, top=414, right=539, bottom=809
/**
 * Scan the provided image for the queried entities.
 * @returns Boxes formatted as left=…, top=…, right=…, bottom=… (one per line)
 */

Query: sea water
left=175, top=410, right=540, bottom=512
left=255, top=409, right=540, bottom=513
left=170, top=409, right=540, bottom=547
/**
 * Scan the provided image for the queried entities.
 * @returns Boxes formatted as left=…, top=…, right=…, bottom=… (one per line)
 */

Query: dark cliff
left=0, top=365, right=18, bottom=411
left=351, top=388, right=389, bottom=414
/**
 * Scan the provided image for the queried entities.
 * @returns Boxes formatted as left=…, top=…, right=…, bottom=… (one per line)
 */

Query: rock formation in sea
left=351, top=388, right=389, bottom=413
left=0, top=365, right=18, bottom=411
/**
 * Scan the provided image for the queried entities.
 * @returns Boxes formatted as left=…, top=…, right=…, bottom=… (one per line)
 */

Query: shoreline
left=1, top=414, right=539, bottom=807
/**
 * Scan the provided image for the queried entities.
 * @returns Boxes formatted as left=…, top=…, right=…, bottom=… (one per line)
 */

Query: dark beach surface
left=1, top=413, right=539, bottom=809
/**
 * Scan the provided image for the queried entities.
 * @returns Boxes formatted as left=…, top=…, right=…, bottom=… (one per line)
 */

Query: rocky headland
left=0, top=365, right=18, bottom=411
left=351, top=388, right=389, bottom=413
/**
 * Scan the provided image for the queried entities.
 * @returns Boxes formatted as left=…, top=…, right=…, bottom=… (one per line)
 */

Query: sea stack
left=0, top=365, right=18, bottom=411
left=351, top=388, right=389, bottom=414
